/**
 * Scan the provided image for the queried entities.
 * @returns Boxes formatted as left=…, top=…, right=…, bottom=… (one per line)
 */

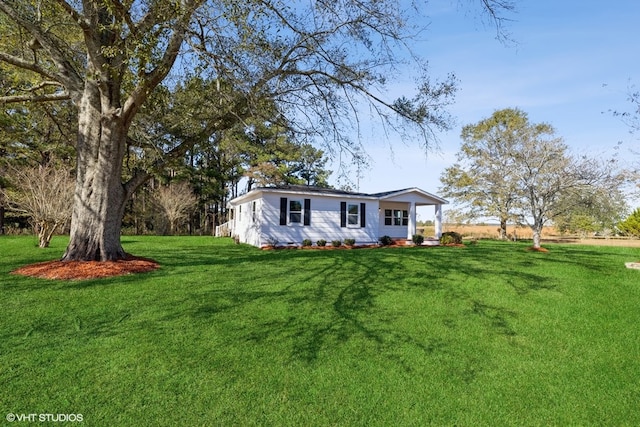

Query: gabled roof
left=229, top=185, right=447, bottom=206
left=371, top=187, right=448, bottom=205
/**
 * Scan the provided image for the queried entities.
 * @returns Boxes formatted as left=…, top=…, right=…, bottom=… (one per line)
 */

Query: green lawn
left=1, top=236, right=639, bottom=426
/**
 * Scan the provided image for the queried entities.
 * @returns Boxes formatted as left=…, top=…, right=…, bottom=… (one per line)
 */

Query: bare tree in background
left=2, top=164, right=74, bottom=247
left=617, top=87, right=640, bottom=198
left=512, top=137, right=622, bottom=249
left=154, top=182, right=197, bottom=235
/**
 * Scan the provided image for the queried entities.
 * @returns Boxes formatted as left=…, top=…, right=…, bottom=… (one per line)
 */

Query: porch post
left=434, top=204, right=443, bottom=238
left=407, top=201, right=416, bottom=239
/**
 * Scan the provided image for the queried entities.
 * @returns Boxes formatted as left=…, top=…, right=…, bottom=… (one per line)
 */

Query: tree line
left=5, top=104, right=638, bottom=249
left=1, top=76, right=332, bottom=245
left=3, top=1, right=638, bottom=256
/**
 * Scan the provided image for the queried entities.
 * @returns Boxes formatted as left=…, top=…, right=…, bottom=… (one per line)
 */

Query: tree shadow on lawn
left=152, top=245, right=556, bottom=378
left=542, top=244, right=636, bottom=272
left=1, top=240, right=562, bottom=380
left=3, top=241, right=561, bottom=380
left=137, top=243, right=267, bottom=270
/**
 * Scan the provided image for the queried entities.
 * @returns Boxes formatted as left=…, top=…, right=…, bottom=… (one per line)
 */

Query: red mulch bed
left=11, top=255, right=160, bottom=280
left=262, top=242, right=459, bottom=250
left=527, top=246, right=550, bottom=253
left=263, top=244, right=382, bottom=250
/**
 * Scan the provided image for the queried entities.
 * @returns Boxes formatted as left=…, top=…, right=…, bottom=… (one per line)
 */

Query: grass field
left=423, top=224, right=640, bottom=247
left=1, top=236, right=639, bottom=426
left=420, top=224, right=559, bottom=240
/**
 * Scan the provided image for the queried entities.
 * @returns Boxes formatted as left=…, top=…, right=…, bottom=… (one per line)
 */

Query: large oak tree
left=0, top=0, right=513, bottom=261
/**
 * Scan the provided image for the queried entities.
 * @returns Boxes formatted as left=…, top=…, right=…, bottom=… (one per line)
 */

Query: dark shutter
left=340, top=202, right=347, bottom=228
left=304, top=198, right=311, bottom=226
left=279, top=197, right=287, bottom=225
left=360, top=203, right=366, bottom=227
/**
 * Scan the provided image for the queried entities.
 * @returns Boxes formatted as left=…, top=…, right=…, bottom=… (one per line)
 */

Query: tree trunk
left=62, top=83, right=129, bottom=261
left=532, top=229, right=541, bottom=248
left=36, top=224, right=49, bottom=248
left=499, top=217, right=508, bottom=240
left=530, top=224, right=544, bottom=248
left=37, top=221, right=59, bottom=248
left=531, top=216, right=545, bottom=249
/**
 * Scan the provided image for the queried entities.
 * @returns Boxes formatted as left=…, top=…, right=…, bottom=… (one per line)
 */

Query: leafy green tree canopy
left=442, top=108, right=626, bottom=248
left=441, top=108, right=546, bottom=239
left=618, top=208, right=640, bottom=237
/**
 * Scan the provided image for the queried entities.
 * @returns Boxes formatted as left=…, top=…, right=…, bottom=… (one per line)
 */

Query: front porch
left=374, top=188, right=446, bottom=241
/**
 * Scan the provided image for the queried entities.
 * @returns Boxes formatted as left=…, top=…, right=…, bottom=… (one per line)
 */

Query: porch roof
left=372, top=187, right=448, bottom=206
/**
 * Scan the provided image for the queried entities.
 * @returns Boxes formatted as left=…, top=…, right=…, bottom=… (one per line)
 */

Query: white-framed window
left=347, top=203, right=359, bottom=226
left=252, top=201, right=257, bottom=222
left=289, top=199, right=302, bottom=223
left=280, top=197, right=310, bottom=226
left=384, top=209, right=408, bottom=226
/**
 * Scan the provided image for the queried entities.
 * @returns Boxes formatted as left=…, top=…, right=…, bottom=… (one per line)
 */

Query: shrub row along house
left=221, top=185, right=447, bottom=247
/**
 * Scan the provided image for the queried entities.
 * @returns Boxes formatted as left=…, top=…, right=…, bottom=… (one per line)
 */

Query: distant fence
left=419, top=224, right=553, bottom=240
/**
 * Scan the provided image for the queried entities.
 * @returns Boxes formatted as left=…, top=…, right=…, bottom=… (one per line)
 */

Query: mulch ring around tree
left=11, top=255, right=160, bottom=280
left=526, top=246, right=550, bottom=253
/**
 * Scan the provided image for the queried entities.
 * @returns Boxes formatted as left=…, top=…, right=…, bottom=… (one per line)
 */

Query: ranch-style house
left=221, top=185, right=447, bottom=248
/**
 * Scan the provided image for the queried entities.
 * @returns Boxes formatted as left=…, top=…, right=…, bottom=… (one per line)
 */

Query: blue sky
left=328, top=0, right=640, bottom=218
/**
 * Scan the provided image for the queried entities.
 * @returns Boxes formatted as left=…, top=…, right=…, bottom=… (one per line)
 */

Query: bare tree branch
left=0, top=1, right=85, bottom=96
left=0, top=52, right=60, bottom=83
left=123, top=0, right=206, bottom=123
left=0, top=92, right=71, bottom=104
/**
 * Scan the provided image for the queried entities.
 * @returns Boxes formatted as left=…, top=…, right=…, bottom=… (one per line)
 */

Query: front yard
left=1, top=236, right=639, bottom=425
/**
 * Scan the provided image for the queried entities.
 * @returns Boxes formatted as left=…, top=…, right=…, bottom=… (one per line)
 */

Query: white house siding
left=258, top=193, right=379, bottom=246
left=231, top=195, right=263, bottom=247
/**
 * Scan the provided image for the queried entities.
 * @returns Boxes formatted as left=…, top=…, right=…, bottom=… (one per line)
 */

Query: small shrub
left=316, top=239, right=327, bottom=247
left=618, top=208, right=640, bottom=238
left=331, top=239, right=342, bottom=247
left=302, top=239, right=312, bottom=247
left=344, top=238, right=355, bottom=247
left=412, top=234, right=424, bottom=245
left=440, top=231, right=462, bottom=245
left=379, top=235, right=393, bottom=246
